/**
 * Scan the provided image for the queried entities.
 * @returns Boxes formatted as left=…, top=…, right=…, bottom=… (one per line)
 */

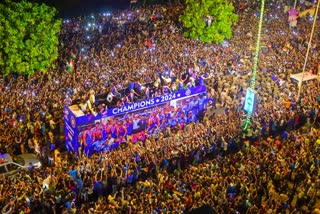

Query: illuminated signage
left=244, top=88, right=257, bottom=114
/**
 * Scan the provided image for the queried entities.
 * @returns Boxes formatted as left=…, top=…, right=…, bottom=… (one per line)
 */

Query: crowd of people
left=1, top=0, right=320, bottom=213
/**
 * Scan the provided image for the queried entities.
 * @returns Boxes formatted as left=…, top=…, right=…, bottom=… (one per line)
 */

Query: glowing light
left=293, top=29, right=298, bottom=35
left=222, top=40, right=229, bottom=47
left=244, top=89, right=257, bottom=114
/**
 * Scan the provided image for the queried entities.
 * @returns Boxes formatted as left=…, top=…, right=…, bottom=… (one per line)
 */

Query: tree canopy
left=0, top=0, right=61, bottom=76
left=179, top=0, right=238, bottom=44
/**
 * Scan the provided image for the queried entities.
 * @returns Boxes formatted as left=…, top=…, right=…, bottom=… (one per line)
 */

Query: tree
left=179, top=0, right=238, bottom=44
left=0, top=0, right=61, bottom=76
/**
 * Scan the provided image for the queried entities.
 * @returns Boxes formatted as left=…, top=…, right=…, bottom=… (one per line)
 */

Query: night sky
left=31, top=0, right=131, bottom=18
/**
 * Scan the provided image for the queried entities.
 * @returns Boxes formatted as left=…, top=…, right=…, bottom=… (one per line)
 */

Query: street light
left=297, top=0, right=320, bottom=100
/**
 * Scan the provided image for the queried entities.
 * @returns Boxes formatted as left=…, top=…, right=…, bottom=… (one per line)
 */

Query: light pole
left=297, top=0, right=320, bottom=100
left=243, top=0, right=265, bottom=130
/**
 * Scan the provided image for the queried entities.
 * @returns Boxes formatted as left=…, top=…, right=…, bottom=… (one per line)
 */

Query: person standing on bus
left=117, top=121, right=127, bottom=139
left=147, top=112, right=160, bottom=134
left=83, top=127, right=93, bottom=156
left=125, top=115, right=134, bottom=141
left=110, top=122, right=118, bottom=139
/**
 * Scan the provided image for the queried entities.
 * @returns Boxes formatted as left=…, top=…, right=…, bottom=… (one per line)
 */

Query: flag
left=171, top=150, right=179, bottom=157
left=67, top=59, right=74, bottom=75
left=71, top=51, right=76, bottom=60
left=172, top=189, right=183, bottom=197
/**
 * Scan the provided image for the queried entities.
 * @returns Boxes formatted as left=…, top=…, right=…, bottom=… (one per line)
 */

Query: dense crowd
left=1, top=0, right=320, bottom=213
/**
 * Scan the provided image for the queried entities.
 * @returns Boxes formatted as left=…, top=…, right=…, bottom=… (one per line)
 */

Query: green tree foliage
left=179, top=0, right=238, bottom=44
left=0, top=0, right=61, bottom=76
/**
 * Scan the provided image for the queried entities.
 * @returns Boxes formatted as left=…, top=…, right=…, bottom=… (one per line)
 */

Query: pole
left=297, top=0, right=320, bottom=100
left=243, top=0, right=265, bottom=130
left=294, top=0, right=297, bottom=9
